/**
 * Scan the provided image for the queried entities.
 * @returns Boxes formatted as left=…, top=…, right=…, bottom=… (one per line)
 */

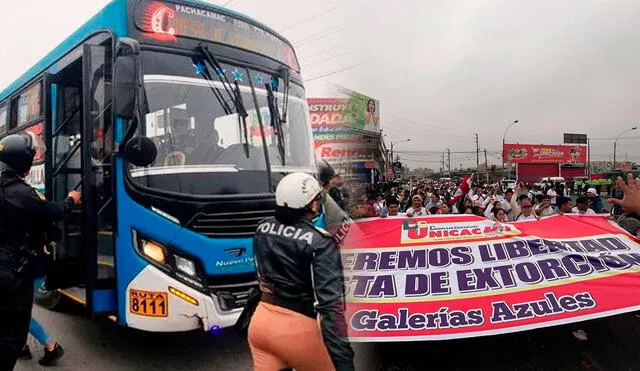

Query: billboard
left=503, top=144, right=586, bottom=164
left=309, top=98, right=374, bottom=165
left=563, top=133, right=588, bottom=144
left=333, top=85, right=381, bottom=133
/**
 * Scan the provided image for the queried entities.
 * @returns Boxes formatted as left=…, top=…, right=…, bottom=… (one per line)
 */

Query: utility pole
left=441, top=152, right=445, bottom=175
left=484, top=148, right=488, bottom=183
left=475, top=133, right=479, bottom=170
left=447, top=149, right=451, bottom=176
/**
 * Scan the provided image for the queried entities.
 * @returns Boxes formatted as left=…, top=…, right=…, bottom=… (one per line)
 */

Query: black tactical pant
left=0, top=277, right=33, bottom=371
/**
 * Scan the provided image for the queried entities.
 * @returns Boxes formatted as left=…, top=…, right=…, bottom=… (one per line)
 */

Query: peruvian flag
left=448, top=175, right=473, bottom=205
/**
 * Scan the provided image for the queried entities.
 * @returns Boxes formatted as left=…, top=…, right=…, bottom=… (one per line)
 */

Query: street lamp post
left=502, top=120, right=519, bottom=162
left=613, top=126, right=637, bottom=170
left=390, top=138, right=411, bottom=164
left=502, top=120, right=519, bottom=179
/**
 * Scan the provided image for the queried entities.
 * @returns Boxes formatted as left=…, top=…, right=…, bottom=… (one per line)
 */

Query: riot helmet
left=0, top=133, right=36, bottom=176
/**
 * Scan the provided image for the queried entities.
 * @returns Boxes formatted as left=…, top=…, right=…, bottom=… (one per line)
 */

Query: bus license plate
left=129, top=289, right=168, bottom=317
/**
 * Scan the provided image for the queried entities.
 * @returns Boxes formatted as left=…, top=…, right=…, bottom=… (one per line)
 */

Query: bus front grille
left=207, top=274, right=258, bottom=311
left=187, top=209, right=274, bottom=238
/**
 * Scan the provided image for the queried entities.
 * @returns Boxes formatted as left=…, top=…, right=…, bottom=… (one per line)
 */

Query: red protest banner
left=341, top=215, right=640, bottom=341
left=503, top=144, right=586, bottom=164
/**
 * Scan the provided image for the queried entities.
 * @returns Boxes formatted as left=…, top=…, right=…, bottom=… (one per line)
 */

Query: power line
left=221, top=0, right=234, bottom=6
left=279, top=4, right=343, bottom=33
left=385, top=113, right=470, bottom=134
left=299, top=43, right=351, bottom=60
left=293, top=24, right=350, bottom=47
left=304, top=62, right=365, bottom=82
left=302, top=50, right=355, bottom=67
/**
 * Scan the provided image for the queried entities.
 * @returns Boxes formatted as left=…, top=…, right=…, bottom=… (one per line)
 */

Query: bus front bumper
left=124, top=264, right=243, bottom=332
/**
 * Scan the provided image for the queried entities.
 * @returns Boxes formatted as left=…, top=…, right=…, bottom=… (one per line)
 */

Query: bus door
left=44, top=38, right=116, bottom=316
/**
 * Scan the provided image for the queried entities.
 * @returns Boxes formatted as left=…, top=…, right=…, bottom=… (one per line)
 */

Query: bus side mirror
left=113, top=38, right=141, bottom=120
left=124, top=137, right=157, bottom=167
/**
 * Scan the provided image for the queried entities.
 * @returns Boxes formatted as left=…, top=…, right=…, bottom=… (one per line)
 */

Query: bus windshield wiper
left=265, top=78, right=286, bottom=165
left=195, top=45, right=250, bottom=157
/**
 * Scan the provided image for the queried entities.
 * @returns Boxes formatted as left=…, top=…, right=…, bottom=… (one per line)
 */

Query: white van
left=537, top=177, right=566, bottom=187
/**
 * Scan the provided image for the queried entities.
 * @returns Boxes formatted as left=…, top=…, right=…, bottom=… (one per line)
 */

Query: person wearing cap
left=406, top=194, right=428, bottom=217
left=515, top=198, right=538, bottom=221
left=586, top=187, right=604, bottom=213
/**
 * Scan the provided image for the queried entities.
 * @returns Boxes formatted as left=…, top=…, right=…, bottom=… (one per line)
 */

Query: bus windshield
left=129, top=51, right=314, bottom=195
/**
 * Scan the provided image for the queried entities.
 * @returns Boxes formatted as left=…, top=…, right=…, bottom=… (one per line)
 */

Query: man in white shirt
left=516, top=198, right=538, bottom=221
left=546, top=185, right=558, bottom=206
left=534, top=195, right=557, bottom=217
left=572, top=196, right=596, bottom=215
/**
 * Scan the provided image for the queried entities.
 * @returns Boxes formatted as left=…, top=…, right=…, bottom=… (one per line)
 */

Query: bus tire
left=34, top=287, right=66, bottom=311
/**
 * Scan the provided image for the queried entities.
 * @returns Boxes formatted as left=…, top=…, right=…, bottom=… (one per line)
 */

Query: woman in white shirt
left=406, top=194, right=428, bottom=217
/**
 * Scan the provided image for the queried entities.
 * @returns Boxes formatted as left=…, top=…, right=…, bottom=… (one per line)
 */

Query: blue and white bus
left=0, top=0, right=315, bottom=333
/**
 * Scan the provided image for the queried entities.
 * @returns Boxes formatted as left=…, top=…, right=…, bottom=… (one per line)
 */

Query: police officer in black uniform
left=248, top=172, right=354, bottom=371
left=0, top=134, right=80, bottom=370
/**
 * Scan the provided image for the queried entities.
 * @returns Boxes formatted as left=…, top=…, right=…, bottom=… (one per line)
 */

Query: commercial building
left=308, top=87, right=388, bottom=183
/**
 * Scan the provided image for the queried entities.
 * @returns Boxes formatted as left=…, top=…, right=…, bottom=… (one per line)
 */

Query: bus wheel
left=34, top=286, right=66, bottom=311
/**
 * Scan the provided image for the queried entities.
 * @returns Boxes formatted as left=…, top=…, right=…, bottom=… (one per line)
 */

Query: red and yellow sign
left=503, top=144, right=586, bottom=164
left=342, top=215, right=640, bottom=341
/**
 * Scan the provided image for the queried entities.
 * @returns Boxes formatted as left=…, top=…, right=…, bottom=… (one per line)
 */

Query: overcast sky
left=1, top=0, right=639, bottom=169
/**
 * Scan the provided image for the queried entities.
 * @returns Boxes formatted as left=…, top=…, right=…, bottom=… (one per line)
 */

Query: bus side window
left=0, top=103, right=7, bottom=134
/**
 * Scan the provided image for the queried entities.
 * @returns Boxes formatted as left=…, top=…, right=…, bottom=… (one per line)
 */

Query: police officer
left=0, top=134, right=80, bottom=370
left=315, top=160, right=354, bottom=244
left=248, top=172, right=355, bottom=371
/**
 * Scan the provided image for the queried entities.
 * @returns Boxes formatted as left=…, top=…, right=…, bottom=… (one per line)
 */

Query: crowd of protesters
left=325, top=173, right=640, bottom=238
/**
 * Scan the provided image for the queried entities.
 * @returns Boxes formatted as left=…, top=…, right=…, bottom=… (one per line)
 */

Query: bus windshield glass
left=129, top=51, right=314, bottom=195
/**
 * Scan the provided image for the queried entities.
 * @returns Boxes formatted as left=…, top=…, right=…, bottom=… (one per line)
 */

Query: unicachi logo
left=401, top=220, right=519, bottom=244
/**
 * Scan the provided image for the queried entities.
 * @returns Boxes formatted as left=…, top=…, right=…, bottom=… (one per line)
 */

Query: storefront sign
left=503, top=144, right=586, bottom=164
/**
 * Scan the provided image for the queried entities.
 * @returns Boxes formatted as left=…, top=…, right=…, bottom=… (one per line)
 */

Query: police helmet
left=0, top=133, right=36, bottom=175
left=276, top=172, right=322, bottom=209
left=318, top=159, right=335, bottom=186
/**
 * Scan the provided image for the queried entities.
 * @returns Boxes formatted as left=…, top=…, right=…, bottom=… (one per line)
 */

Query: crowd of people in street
left=324, top=173, right=640, bottom=239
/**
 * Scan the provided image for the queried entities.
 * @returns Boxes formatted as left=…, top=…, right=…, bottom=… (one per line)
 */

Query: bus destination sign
left=133, top=0, right=300, bottom=71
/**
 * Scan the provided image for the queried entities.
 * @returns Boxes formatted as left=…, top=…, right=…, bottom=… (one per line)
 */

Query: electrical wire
left=304, top=62, right=365, bottom=82
left=279, top=4, right=343, bottom=33
left=302, top=50, right=356, bottom=67
left=293, top=24, right=350, bottom=47
left=221, top=0, right=234, bottom=6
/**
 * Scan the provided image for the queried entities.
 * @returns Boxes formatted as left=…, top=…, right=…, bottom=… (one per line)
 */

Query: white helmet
left=276, top=172, right=322, bottom=209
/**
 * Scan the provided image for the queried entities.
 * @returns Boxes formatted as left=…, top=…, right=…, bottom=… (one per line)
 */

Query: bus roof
left=0, top=0, right=292, bottom=103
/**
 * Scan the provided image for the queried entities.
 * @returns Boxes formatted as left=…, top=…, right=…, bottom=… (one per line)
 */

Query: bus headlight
left=174, top=254, right=197, bottom=277
left=132, top=230, right=206, bottom=292
left=140, top=239, right=167, bottom=264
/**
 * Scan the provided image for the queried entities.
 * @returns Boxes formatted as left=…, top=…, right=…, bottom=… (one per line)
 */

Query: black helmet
left=0, top=134, right=36, bottom=175
left=318, top=159, right=335, bottom=186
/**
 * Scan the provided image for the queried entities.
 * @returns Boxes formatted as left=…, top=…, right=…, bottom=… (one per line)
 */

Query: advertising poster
left=503, top=144, right=587, bottom=164
left=332, top=85, right=380, bottom=133
left=342, top=214, right=640, bottom=341
left=23, top=122, right=45, bottom=191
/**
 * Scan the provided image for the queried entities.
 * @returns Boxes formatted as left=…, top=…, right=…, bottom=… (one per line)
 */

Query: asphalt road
left=15, top=303, right=253, bottom=371
left=15, top=301, right=640, bottom=371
